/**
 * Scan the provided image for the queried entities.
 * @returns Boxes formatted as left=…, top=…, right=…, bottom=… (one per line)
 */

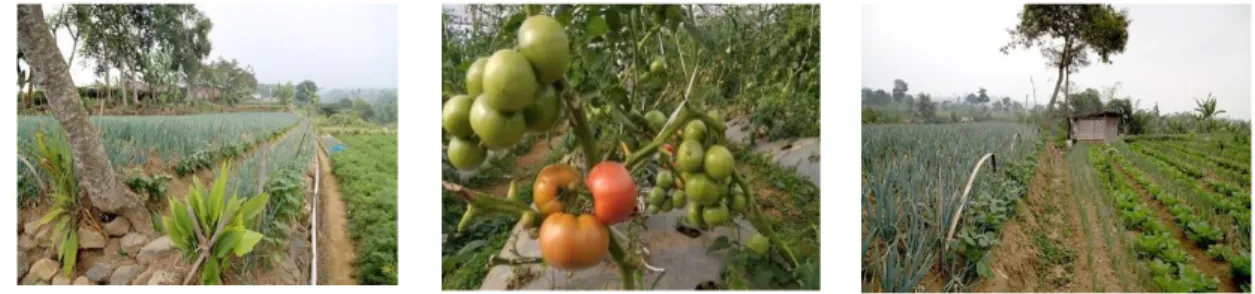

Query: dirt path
left=975, top=145, right=1052, bottom=292
left=978, top=144, right=1107, bottom=292
left=316, top=146, right=357, bottom=285
left=1114, top=160, right=1238, bottom=292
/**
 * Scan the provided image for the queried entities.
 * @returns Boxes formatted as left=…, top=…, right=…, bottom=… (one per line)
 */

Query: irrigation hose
left=943, top=152, right=998, bottom=253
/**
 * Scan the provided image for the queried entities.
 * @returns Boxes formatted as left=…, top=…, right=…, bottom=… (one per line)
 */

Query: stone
left=133, top=266, right=158, bottom=285
left=52, top=275, right=71, bottom=285
left=20, top=273, right=43, bottom=285
left=23, top=221, right=41, bottom=235
left=147, top=270, right=179, bottom=285
left=28, top=258, right=59, bottom=282
left=18, top=250, right=30, bottom=280
left=137, top=236, right=173, bottom=264
left=105, top=238, right=122, bottom=258
left=109, top=265, right=144, bottom=285
left=18, top=234, right=36, bottom=250
left=73, top=276, right=92, bottom=285
left=85, top=263, right=113, bottom=283
left=78, top=227, right=107, bottom=249
left=34, top=225, right=52, bottom=244
left=104, top=217, right=131, bottom=237
left=121, top=233, right=149, bottom=256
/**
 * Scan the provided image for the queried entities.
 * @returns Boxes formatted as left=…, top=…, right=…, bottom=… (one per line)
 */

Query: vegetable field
left=327, top=134, right=399, bottom=285
left=861, top=124, right=1252, bottom=292
left=17, top=111, right=320, bottom=285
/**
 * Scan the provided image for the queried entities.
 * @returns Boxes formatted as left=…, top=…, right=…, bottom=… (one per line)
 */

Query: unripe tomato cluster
left=647, top=110, right=747, bottom=229
left=443, top=15, right=570, bottom=171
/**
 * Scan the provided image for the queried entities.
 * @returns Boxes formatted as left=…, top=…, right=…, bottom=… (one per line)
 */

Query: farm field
left=860, top=124, right=1252, bottom=292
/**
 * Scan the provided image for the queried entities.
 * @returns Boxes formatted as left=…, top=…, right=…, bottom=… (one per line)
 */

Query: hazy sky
left=864, top=4, right=1251, bottom=120
left=41, top=3, right=398, bottom=90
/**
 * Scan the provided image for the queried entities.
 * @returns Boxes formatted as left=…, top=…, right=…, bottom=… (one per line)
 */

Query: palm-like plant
left=1193, top=93, right=1226, bottom=132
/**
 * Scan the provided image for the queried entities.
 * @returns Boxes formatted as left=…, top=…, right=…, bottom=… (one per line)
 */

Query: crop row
left=1155, top=140, right=1249, bottom=178
left=1138, top=141, right=1248, bottom=189
left=861, top=122, right=1040, bottom=291
left=1177, top=139, right=1251, bottom=163
left=1091, top=146, right=1221, bottom=292
left=225, top=121, right=317, bottom=264
left=18, top=113, right=301, bottom=168
left=174, top=122, right=299, bottom=176
left=1130, top=144, right=1251, bottom=226
left=331, top=135, right=399, bottom=285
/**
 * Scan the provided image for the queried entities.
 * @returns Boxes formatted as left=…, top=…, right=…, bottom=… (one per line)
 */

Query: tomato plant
left=442, top=4, right=818, bottom=290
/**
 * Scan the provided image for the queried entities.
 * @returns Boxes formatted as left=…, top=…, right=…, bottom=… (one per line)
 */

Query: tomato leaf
left=707, top=235, right=732, bottom=253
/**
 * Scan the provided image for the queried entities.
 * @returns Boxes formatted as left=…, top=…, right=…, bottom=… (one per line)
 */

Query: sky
left=40, top=3, right=398, bottom=90
left=863, top=4, right=1251, bottom=120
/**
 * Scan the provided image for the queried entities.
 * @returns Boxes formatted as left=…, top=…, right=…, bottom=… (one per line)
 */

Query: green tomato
left=687, top=203, right=704, bottom=226
left=684, top=119, right=707, bottom=142
left=469, top=95, right=526, bottom=150
left=650, top=56, right=666, bottom=73
left=656, top=170, right=675, bottom=189
left=447, top=136, right=486, bottom=170
left=523, top=86, right=561, bottom=132
left=518, top=15, right=570, bottom=85
left=482, top=49, right=538, bottom=111
left=648, top=188, right=668, bottom=206
left=731, top=190, right=747, bottom=212
left=747, top=233, right=770, bottom=255
left=676, top=139, right=705, bottom=173
left=660, top=199, right=673, bottom=212
left=685, top=173, right=719, bottom=205
left=466, top=57, right=489, bottom=97
left=645, top=110, right=667, bottom=131
left=703, top=204, right=730, bottom=226
left=706, top=109, right=726, bottom=131
left=704, top=145, right=735, bottom=181
left=671, top=190, right=686, bottom=208
left=647, top=204, right=659, bottom=215
left=441, top=94, right=475, bottom=138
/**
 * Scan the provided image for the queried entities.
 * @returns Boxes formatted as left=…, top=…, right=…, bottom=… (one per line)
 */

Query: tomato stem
left=556, top=81, right=600, bottom=171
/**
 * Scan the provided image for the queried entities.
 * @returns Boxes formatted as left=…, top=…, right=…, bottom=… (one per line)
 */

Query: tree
left=17, top=4, right=153, bottom=234
left=891, top=79, right=908, bottom=103
left=1002, top=4, right=1130, bottom=126
left=295, top=80, right=319, bottom=104
left=203, top=58, right=257, bottom=105
left=1068, top=88, right=1103, bottom=115
left=374, top=90, right=398, bottom=124
left=964, top=93, right=979, bottom=105
left=916, top=93, right=936, bottom=122
left=1194, top=93, right=1226, bottom=131
left=977, top=88, right=990, bottom=105
left=274, top=81, right=295, bottom=106
left=353, top=97, right=375, bottom=121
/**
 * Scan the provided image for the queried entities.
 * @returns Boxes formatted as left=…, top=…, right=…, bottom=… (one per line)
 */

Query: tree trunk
left=24, top=69, right=35, bottom=108
left=17, top=4, right=154, bottom=235
left=121, top=69, right=128, bottom=108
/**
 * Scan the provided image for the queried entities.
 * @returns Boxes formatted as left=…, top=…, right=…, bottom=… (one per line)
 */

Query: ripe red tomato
left=533, top=163, right=581, bottom=218
left=587, top=161, right=638, bottom=225
left=539, top=213, right=609, bottom=270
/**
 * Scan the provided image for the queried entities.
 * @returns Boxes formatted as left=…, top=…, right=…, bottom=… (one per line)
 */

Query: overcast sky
left=864, top=4, right=1251, bottom=120
left=41, top=3, right=398, bottom=90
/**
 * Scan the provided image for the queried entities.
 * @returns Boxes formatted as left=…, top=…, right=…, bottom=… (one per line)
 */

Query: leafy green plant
left=1185, top=220, right=1224, bottom=246
left=163, top=162, right=268, bottom=285
left=124, top=172, right=173, bottom=201
left=32, top=130, right=81, bottom=278
left=332, top=135, right=398, bottom=285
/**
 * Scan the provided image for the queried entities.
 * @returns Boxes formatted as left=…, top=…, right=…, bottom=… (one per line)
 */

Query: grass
left=330, top=134, right=399, bottom=285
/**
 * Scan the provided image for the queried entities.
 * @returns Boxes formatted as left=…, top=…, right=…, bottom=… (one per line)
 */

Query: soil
left=974, top=145, right=1053, bottom=292
left=316, top=145, right=357, bottom=285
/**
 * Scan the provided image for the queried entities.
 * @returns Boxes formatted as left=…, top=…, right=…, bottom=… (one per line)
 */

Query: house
left=1070, top=110, right=1122, bottom=142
